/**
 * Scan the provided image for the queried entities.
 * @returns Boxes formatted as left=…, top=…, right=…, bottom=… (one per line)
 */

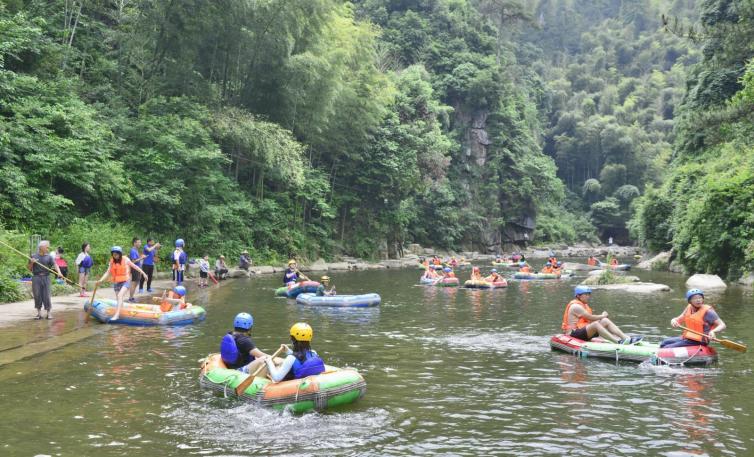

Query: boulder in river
left=685, top=274, right=727, bottom=290
left=635, top=251, right=671, bottom=271
left=587, top=283, right=671, bottom=293
left=252, top=265, right=275, bottom=274
left=326, top=262, right=350, bottom=271
left=563, top=262, right=600, bottom=271
left=737, top=273, right=754, bottom=287
left=228, top=268, right=249, bottom=278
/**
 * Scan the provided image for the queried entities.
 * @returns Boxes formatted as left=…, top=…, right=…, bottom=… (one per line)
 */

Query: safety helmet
left=290, top=322, right=313, bottom=342
left=110, top=246, right=123, bottom=254
left=443, top=267, right=452, bottom=273
left=685, top=289, right=704, bottom=302
left=491, top=269, right=497, bottom=273
left=234, top=312, right=253, bottom=330
left=557, top=261, right=562, bottom=266
left=287, top=259, right=296, bottom=265
left=519, top=261, right=526, bottom=266
left=574, top=285, right=592, bottom=297
left=175, top=238, right=185, bottom=247
left=173, top=286, right=186, bottom=297
left=321, top=276, right=330, bottom=281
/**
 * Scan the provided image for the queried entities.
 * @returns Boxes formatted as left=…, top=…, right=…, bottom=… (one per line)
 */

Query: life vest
left=220, top=333, right=239, bottom=365
left=160, top=291, right=183, bottom=312
left=681, top=304, right=712, bottom=343
left=552, top=267, right=562, bottom=276
left=433, top=259, right=441, bottom=265
left=291, top=350, right=325, bottom=379
left=562, top=299, right=593, bottom=332
left=447, top=272, right=456, bottom=278
left=81, top=254, right=93, bottom=268
left=541, top=266, right=553, bottom=274
left=110, top=258, right=129, bottom=283
left=519, top=266, right=531, bottom=273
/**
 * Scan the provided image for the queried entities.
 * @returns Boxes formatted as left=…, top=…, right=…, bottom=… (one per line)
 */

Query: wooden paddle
left=679, top=326, right=747, bottom=352
left=234, top=346, right=286, bottom=396
left=85, top=282, right=100, bottom=322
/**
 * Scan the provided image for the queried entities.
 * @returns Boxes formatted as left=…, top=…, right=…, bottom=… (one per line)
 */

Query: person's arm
left=572, top=304, right=607, bottom=322
left=266, top=354, right=296, bottom=382
left=97, top=265, right=111, bottom=283
left=250, top=347, right=269, bottom=359
left=127, top=259, right=148, bottom=279
left=145, top=243, right=160, bottom=253
left=709, top=318, right=726, bottom=339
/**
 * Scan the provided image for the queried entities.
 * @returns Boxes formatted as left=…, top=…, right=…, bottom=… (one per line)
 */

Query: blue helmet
left=557, top=261, right=562, bottom=266
left=491, top=268, right=497, bottom=273
left=110, top=246, right=123, bottom=254
left=175, top=238, right=185, bottom=248
left=685, top=289, right=704, bottom=302
left=173, top=286, right=186, bottom=297
left=519, top=261, right=526, bottom=266
left=574, top=285, right=592, bottom=297
left=443, top=267, right=452, bottom=273
left=234, top=312, right=253, bottom=330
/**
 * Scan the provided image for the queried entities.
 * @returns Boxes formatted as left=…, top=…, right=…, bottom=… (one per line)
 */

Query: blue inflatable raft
left=84, top=299, right=206, bottom=326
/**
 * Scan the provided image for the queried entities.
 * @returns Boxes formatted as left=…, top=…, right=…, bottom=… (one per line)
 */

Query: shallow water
left=1, top=261, right=752, bottom=456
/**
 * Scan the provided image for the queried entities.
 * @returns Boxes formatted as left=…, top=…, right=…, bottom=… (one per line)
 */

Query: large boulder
left=635, top=251, right=671, bottom=271
left=303, top=258, right=328, bottom=272
left=326, top=262, right=350, bottom=271
left=587, top=283, right=671, bottom=293
left=380, top=259, right=404, bottom=269
left=228, top=268, right=250, bottom=278
left=686, top=274, right=727, bottom=290
left=252, top=265, right=275, bottom=275
left=563, top=262, right=600, bottom=271
left=738, top=273, right=754, bottom=287
left=581, top=274, right=641, bottom=285
left=367, top=263, right=387, bottom=270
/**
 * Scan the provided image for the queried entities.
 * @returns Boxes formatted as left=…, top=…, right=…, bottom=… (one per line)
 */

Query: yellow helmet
left=287, top=259, right=296, bottom=265
left=290, top=322, right=313, bottom=342
left=321, top=275, right=330, bottom=281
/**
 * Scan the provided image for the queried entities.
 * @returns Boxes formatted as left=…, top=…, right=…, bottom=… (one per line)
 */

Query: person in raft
left=518, top=261, right=531, bottom=273
left=171, top=238, right=187, bottom=286
left=75, top=243, right=93, bottom=297
left=562, top=285, right=642, bottom=344
left=96, top=246, right=148, bottom=321
left=660, top=289, right=726, bottom=348
left=485, top=268, right=503, bottom=283
left=587, top=256, right=598, bottom=266
left=220, top=313, right=280, bottom=374
left=265, top=323, right=326, bottom=382
left=316, top=276, right=336, bottom=296
left=610, top=257, right=619, bottom=267
left=423, top=265, right=440, bottom=280
left=283, top=259, right=308, bottom=286
left=470, top=266, right=483, bottom=281
left=442, top=267, right=456, bottom=278
left=541, top=263, right=554, bottom=274
left=551, top=261, right=563, bottom=276
left=156, top=285, right=190, bottom=312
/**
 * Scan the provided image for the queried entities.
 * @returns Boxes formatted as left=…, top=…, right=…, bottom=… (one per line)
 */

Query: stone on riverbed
left=686, top=274, right=727, bottom=290
left=252, top=265, right=275, bottom=274
left=635, top=251, right=671, bottom=271
left=563, top=262, right=600, bottom=271
left=228, top=268, right=250, bottom=278
left=586, top=282, right=671, bottom=293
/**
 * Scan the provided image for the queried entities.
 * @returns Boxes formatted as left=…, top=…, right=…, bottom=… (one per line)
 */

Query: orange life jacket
left=519, top=266, right=531, bottom=273
left=433, top=259, right=441, bottom=265
left=562, top=299, right=593, bottom=331
left=552, top=267, right=562, bottom=275
left=587, top=257, right=597, bottom=266
left=110, top=258, right=129, bottom=283
left=681, top=304, right=712, bottom=343
left=160, top=291, right=183, bottom=312
left=541, top=266, right=553, bottom=274
left=447, top=272, right=456, bottom=278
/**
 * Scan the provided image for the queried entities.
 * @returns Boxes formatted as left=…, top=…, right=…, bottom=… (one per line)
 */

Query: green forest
left=1, top=0, right=753, bottom=279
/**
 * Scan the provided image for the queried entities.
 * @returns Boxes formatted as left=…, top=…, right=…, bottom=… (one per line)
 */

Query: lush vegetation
left=1, top=0, right=751, bottom=285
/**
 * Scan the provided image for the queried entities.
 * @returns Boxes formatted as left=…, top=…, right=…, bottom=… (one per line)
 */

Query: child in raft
left=470, top=266, right=483, bottom=281
left=316, top=276, right=336, bottom=296
left=96, top=246, right=148, bottom=321
left=220, top=313, right=280, bottom=374
left=265, top=323, right=326, bottom=382
left=155, top=285, right=191, bottom=311
left=660, top=289, right=726, bottom=348
left=485, top=269, right=503, bottom=283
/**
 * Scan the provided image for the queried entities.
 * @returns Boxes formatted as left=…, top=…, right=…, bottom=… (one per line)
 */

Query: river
left=0, top=261, right=752, bottom=456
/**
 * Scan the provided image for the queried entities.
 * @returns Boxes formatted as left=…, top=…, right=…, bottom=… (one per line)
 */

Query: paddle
left=0, top=239, right=76, bottom=286
left=85, top=282, right=100, bottom=322
left=679, top=325, right=747, bottom=352
left=234, top=346, right=286, bottom=396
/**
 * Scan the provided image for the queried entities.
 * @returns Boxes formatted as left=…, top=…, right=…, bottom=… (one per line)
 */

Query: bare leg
left=112, top=286, right=128, bottom=320
left=600, top=318, right=629, bottom=341
left=588, top=322, right=621, bottom=343
left=79, top=273, right=87, bottom=294
left=129, top=281, right=138, bottom=300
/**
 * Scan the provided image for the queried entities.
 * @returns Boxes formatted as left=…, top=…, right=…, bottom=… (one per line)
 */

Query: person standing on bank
left=128, top=237, right=145, bottom=302
left=139, top=238, right=161, bottom=293
left=28, top=240, right=62, bottom=320
left=75, top=243, right=93, bottom=297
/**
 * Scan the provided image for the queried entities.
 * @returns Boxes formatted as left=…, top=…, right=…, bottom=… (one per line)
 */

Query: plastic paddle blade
left=720, top=339, right=747, bottom=352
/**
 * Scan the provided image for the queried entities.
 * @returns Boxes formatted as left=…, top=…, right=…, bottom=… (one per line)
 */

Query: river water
left=0, top=261, right=752, bottom=456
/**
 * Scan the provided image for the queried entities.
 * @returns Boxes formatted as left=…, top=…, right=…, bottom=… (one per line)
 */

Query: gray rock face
left=327, top=262, right=350, bottom=271
left=581, top=274, right=641, bottom=285
left=686, top=274, right=727, bottom=290
left=252, top=266, right=275, bottom=274
left=737, top=273, right=754, bottom=287
left=563, top=262, right=601, bottom=271
left=635, top=251, right=671, bottom=271
left=228, top=268, right=250, bottom=278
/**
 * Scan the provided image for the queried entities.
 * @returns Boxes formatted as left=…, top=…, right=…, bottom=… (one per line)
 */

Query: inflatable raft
left=419, top=276, right=438, bottom=285
left=607, top=264, right=631, bottom=271
left=513, top=271, right=572, bottom=280
left=550, top=334, right=718, bottom=366
left=84, top=299, right=206, bottom=326
left=296, top=293, right=381, bottom=307
left=464, top=279, right=507, bottom=289
left=436, top=277, right=460, bottom=287
left=275, top=281, right=321, bottom=298
left=199, top=353, right=366, bottom=413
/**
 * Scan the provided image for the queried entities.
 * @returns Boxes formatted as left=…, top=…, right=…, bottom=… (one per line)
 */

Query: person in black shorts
left=562, top=286, right=641, bottom=344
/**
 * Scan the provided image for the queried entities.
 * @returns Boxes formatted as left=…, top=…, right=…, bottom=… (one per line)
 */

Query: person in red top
left=660, top=289, right=726, bottom=348
left=562, top=286, right=640, bottom=344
